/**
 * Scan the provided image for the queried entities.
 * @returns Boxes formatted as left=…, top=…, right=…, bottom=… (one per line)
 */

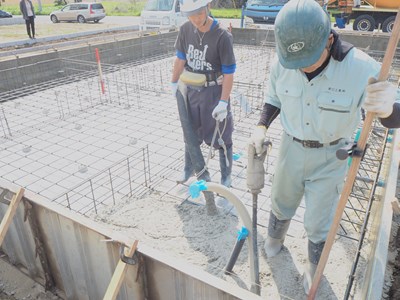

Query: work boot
left=303, top=240, right=325, bottom=295
left=264, top=212, right=291, bottom=257
left=219, top=145, right=233, bottom=187
left=176, top=146, right=194, bottom=184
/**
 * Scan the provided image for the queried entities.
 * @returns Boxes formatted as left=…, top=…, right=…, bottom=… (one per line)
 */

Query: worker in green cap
left=250, top=0, right=399, bottom=294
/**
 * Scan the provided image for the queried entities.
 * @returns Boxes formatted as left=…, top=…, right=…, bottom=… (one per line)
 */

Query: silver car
left=50, top=2, right=106, bottom=23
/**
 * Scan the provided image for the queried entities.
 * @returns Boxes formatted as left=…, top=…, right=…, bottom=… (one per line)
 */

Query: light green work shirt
left=265, top=48, right=381, bottom=143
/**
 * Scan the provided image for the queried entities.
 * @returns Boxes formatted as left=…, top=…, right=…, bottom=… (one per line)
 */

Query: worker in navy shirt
left=171, top=0, right=236, bottom=188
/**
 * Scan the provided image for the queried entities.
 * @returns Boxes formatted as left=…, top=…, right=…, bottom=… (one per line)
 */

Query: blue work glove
left=170, top=82, right=178, bottom=97
left=212, top=100, right=228, bottom=121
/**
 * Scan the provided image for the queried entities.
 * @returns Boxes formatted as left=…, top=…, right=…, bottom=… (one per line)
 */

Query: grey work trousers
left=271, top=133, right=348, bottom=243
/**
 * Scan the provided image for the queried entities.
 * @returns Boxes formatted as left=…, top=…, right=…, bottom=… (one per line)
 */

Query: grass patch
left=211, top=8, right=242, bottom=19
left=0, top=4, right=63, bottom=15
left=101, top=1, right=146, bottom=16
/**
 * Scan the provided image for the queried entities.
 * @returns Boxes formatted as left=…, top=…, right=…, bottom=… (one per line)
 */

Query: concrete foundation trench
left=0, top=28, right=399, bottom=299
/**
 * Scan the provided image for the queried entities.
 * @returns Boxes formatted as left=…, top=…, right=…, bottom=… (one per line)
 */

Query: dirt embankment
left=385, top=171, right=400, bottom=299
left=388, top=224, right=400, bottom=299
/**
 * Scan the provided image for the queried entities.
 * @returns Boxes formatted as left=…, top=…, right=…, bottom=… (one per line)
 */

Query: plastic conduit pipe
left=189, top=180, right=258, bottom=294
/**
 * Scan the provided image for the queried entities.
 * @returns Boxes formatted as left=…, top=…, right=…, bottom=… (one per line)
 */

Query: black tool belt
left=292, top=136, right=341, bottom=148
left=185, top=67, right=223, bottom=86
left=204, top=71, right=223, bottom=82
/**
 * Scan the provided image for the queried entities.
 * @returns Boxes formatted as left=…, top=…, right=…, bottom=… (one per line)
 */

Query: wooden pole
left=308, top=9, right=400, bottom=299
left=0, top=188, right=25, bottom=246
left=103, top=240, right=139, bottom=300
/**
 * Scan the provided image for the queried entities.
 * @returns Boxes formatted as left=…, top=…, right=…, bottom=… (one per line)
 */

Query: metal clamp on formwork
left=104, top=240, right=139, bottom=299
left=336, top=142, right=368, bottom=161
left=119, top=244, right=137, bottom=265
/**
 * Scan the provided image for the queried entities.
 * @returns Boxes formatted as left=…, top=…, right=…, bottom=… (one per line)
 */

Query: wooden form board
left=0, top=188, right=24, bottom=246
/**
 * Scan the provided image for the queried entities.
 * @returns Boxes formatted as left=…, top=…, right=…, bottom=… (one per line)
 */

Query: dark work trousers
left=25, top=16, right=35, bottom=38
left=186, top=84, right=233, bottom=148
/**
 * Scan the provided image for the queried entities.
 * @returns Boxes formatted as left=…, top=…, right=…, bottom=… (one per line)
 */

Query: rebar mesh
left=0, top=38, right=398, bottom=299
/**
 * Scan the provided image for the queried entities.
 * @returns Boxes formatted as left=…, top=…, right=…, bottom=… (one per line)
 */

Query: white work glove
left=363, top=78, right=396, bottom=118
left=250, top=126, right=267, bottom=155
left=212, top=100, right=228, bottom=121
left=170, top=82, right=178, bottom=97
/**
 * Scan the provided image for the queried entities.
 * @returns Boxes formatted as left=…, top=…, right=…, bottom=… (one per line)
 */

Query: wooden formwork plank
left=103, top=240, right=139, bottom=300
left=0, top=188, right=24, bottom=246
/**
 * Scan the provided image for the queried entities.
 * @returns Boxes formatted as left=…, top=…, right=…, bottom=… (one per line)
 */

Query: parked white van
left=140, top=0, right=187, bottom=31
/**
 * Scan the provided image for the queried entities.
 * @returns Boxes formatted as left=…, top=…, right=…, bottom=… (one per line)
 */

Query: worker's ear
left=328, top=33, right=334, bottom=43
left=326, top=33, right=334, bottom=50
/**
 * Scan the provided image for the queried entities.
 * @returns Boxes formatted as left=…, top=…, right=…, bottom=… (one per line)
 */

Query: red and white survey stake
left=95, top=48, right=105, bottom=95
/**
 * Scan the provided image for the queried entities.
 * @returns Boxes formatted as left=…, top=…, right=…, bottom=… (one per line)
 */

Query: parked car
left=241, top=0, right=288, bottom=26
left=50, top=2, right=105, bottom=23
left=0, top=10, right=12, bottom=18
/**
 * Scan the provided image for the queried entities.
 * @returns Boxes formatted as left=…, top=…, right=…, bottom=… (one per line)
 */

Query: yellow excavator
left=327, top=0, right=400, bottom=32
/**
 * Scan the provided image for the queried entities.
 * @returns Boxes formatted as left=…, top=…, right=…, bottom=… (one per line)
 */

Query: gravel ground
left=388, top=222, right=400, bottom=299
left=0, top=258, right=61, bottom=300
left=386, top=170, right=400, bottom=299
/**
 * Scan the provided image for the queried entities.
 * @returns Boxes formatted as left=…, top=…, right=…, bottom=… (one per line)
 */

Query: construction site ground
left=0, top=21, right=399, bottom=299
left=386, top=184, right=400, bottom=300
left=0, top=258, right=61, bottom=299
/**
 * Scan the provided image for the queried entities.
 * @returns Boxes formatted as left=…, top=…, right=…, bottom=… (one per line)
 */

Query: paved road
left=0, top=16, right=143, bottom=47
left=33, top=15, right=244, bottom=28
left=34, top=15, right=142, bottom=26
left=34, top=15, right=352, bottom=30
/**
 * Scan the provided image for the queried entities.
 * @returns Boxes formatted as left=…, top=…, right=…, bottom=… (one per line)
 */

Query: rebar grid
left=0, top=41, right=397, bottom=299
left=53, top=146, right=151, bottom=216
left=0, top=34, right=177, bottom=98
left=0, top=44, right=277, bottom=214
left=337, top=123, right=388, bottom=241
left=0, top=43, right=394, bottom=233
